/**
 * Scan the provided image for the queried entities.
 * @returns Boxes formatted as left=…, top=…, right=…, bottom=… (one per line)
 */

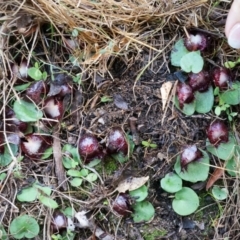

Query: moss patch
left=142, top=226, right=167, bottom=240
left=104, top=158, right=118, bottom=175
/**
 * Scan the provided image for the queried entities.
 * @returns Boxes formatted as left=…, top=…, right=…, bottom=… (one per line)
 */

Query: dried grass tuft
left=0, top=0, right=217, bottom=68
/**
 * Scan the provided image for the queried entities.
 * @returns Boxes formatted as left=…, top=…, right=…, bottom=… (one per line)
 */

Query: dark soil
left=89, top=54, right=218, bottom=240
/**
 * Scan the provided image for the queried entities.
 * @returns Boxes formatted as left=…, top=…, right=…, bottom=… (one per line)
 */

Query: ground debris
left=117, top=176, right=149, bottom=192
left=75, top=211, right=114, bottom=240
left=53, top=132, right=67, bottom=190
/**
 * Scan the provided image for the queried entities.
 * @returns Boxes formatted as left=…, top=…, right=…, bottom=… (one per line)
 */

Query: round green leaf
left=160, top=173, right=182, bottom=193
left=129, top=185, right=148, bottom=202
left=27, top=67, right=42, bottom=81
left=195, top=86, right=214, bottom=113
left=220, top=82, right=240, bottom=105
left=174, top=96, right=195, bottom=116
left=86, top=159, right=101, bottom=167
left=34, top=184, right=52, bottom=196
left=224, top=61, right=237, bottom=69
left=80, top=169, right=89, bottom=177
left=42, top=71, right=47, bottom=80
left=14, top=83, right=31, bottom=91
left=0, top=173, right=7, bottom=181
left=0, top=224, right=8, bottom=240
left=10, top=215, right=39, bottom=239
left=70, top=178, right=83, bottom=187
left=132, top=201, right=155, bottom=223
left=13, top=100, right=43, bottom=122
left=17, top=186, right=38, bottom=202
left=62, top=144, right=80, bottom=169
left=41, top=147, right=53, bottom=160
left=38, top=195, right=58, bottom=209
left=111, top=152, right=128, bottom=163
left=62, top=144, right=80, bottom=162
left=214, top=87, right=220, bottom=96
left=215, top=106, right=221, bottom=116
left=180, top=51, right=204, bottom=73
left=206, top=134, right=236, bottom=161
left=63, top=157, right=79, bottom=169
left=67, top=169, right=82, bottom=177
left=172, top=187, right=199, bottom=216
left=85, top=173, right=98, bottom=182
left=72, top=29, right=79, bottom=37
left=226, top=156, right=240, bottom=177
left=170, top=39, right=189, bottom=67
left=62, top=207, right=75, bottom=218
left=0, top=144, right=18, bottom=167
left=174, top=150, right=210, bottom=183
left=212, top=186, right=228, bottom=200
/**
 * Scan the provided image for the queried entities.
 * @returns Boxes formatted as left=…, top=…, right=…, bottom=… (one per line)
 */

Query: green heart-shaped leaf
left=132, top=201, right=155, bottom=223
left=226, top=157, right=240, bottom=177
left=10, top=215, right=39, bottom=239
left=38, top=195, right=58, bottom=209
left=195, top=86, right=214, bottom=113
left=220, top=81, right=240, bottom=105
left=70, top=178, right=83, bottom=187
left=174, top=96, right=195, bottom=116
left=28, top=67, right=43, bottom=81
left=174, top=150, right=210, bottom=183
left=172, top=187, right=199, bottom=216
left=160, top=173, right=182, bottom=193
left=14, top=99, right=43, bottom=122
left=0, top=144, right=18, bottom=167
left=212, top=186, right=228, bottom=200
left=129, top=185, right=148, bottom=202
left=206, top=134, right=236, bottom=161
left=180, top=51, right=204, bottom=73
left=170, top=39, right=189, bottom=67
left=17, top=186, right=38, bottom=202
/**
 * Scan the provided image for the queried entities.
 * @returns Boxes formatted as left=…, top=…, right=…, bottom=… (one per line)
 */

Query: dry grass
left=1, top=0, right=227, bottom=69
left=1, top=0, right=240, bottom=239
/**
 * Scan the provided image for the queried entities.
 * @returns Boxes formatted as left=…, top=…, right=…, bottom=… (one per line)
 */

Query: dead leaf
left=129, top=117, right=140, bottom=145
left=161, top=80, right=177, bottom=125
left=53, top=132, right=67, bottom=190
left=160, top=81, right=173, bottom=111
left=206, top=167, right=224, bottom=191
left=117, top=176, right=149, bottom=192
left=113, top=94, right=128, bottom=110
left=48, top=84, right=63, bottom=97
left=71, top=89, right=83, bottom=121
left=191, top=181, right=206, bottom=191
left=90, top=95, right=99, bottom=109
left=107, top=162, right=134, bottom=188
left=157, top=152, right=167, bottom=160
